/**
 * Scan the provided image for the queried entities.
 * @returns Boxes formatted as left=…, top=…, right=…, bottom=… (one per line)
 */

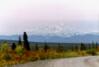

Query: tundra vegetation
left=0, top=32, right=99, bottom=67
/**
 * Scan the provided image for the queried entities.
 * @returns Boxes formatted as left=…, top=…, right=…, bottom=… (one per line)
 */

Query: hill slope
left=0, top=34, right=99, bottom=43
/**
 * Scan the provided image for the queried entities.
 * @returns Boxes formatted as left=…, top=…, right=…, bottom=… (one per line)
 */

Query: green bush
left=86, top=49, right=97, bottom=56
left=15, top=46, right=24, bottom=56
left=0, top=42, right=9, bottom=52
left=3, top=53, right=12, bottom=61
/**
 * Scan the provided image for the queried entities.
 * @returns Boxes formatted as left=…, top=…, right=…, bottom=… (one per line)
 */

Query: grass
left=0, top=43, right=98, bottom=67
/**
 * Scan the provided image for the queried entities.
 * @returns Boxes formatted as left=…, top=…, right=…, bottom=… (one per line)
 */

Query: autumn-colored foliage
left=0, top=32, right=98, bottom=67
left=0, top=42, right=98, bottom=67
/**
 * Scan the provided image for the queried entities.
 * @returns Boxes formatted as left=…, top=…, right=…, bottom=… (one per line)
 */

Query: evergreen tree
left=88, top=44, right=92, bottom=49
left=71, top=45, right=74, bottom=51
left=74, top=45, right=79, bottom=51
left=44, top=43, right=50, bottom=52
left=11, top=43, right=16, bottom=50
left=92, top=42, right=96, bottom=49
left=35, top=43, right=39, bottom=51
left=18, top=36, right=22, bottom=45
left=95, top=43, right=98, bottom=50
left=57, top=44, right=64, bottom=52
left=80, top=43, right=86, bottom=50
left=23, top=32, right=30, bottom=51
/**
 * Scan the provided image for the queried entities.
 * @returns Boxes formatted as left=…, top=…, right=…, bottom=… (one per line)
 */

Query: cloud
left=0, top=0, right=98, bottom=35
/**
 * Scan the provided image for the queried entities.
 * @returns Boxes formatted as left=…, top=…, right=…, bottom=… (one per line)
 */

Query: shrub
left=3, top=53, right=12, bottom=61
left=15, top=46, right=24, bottom=56
left=86, top=49, right=97, bottom=56
left=0, top=42, right=9, bottom=52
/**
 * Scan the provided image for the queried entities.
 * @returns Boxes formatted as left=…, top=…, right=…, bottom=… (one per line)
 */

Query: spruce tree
left=88, top=44, right=92, bottom=50
left=44, top=43, right=49, bottom=52
left=92, top=42, right=96, bottom=49
left=96, top=43, right=98, bottom=50
left=57, top=44, right=64, bottom=52
left=74, top=45, right=79, bottom=51
left=18, top=36, right=22, bottom=45
left=35, top=43, right=39, bottom=51
left=23, top=32, right=30, bottom=51
left=80, top=43, right=86, bottom=50
left=11, top=43, right=16, bottom=50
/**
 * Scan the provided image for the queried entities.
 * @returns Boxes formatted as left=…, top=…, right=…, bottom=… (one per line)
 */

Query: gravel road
left=12, top=56, right=99, bottom=67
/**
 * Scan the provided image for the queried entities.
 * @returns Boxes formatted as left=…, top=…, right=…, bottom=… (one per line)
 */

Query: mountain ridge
left=0, top=34, right=99, bottom=43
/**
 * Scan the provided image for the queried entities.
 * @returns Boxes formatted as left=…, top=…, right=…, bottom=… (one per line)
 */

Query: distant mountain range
left=0, top=34, right=99, bottom=43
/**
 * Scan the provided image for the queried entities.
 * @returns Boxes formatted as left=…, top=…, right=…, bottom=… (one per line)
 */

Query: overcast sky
left=0, top=0, right=99, bottom=35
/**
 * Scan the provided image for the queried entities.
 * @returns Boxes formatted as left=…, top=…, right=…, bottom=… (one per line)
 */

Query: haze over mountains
left=0, top=33, right=99, bottom=43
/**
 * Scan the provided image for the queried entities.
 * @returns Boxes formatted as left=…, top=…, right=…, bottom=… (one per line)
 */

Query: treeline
left=10, top=32, right=99, bottom=56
